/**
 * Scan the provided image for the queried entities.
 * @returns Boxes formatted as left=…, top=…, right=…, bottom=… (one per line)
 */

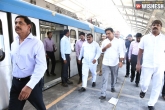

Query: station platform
left=23, top=64, right=165, bottom=110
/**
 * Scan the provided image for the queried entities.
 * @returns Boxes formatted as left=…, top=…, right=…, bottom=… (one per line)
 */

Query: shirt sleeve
left=60, top=38, right=66, bottom=60
left=128, top=42, right=133, bottom=59
left=26, top=41, right=47, bottom=89
left=94, top=43, right=101, bottom=60
left=139, top=37, right=144, bottom=49
left=78, top=44, right=84, bottom=60
left=101, top=40, right=105, bottom=52
left=75, top=41, right=79, bottom=59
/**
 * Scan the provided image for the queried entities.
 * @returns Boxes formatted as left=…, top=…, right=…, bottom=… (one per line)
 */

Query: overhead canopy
left=45, top=0, right=165, bottom=36
left=0, top=0, right=90, bottom=31
left=94, top=26, right=105, bottom=34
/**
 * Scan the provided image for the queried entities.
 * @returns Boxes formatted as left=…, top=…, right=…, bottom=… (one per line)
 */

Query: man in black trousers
left=9, top=16, right=47, bottom=110
left=60, top=29, right=73, bottom=87
left=44, top=31, right=56, bottom=76
left=125, top=34, right=133, bottom=77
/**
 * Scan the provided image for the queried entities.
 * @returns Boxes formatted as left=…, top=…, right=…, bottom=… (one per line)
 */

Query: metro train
left=0, top=0, right=104, bottom=109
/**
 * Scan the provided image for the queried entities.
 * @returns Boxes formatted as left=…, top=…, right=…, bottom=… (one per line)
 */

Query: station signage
left=135, top=1, right=164, bottom=9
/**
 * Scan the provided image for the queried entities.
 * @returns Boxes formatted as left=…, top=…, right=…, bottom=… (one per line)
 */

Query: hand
left=18, top=86, right=32, bottom=101
left=64, top=60, right=67, bottom=64
left=129, top=59, right=131, bottom=62
left=106, top=43, right=111, bottom=48
left=46, top=55, right=49, bottom=58
left=78, top=60, right=81, bottom=64
left=136, top=64, right=141, bottom=72
left=118, top=62, right=123, bottom=68
left=92, top=59, right=96, bottom=64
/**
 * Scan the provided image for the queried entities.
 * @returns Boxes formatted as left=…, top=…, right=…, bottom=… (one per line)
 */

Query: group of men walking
left=8, top=15, right=165, bottom=110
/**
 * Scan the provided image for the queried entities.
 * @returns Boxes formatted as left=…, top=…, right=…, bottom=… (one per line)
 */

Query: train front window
left=31, top=22, right=36, bottom=36
left=70, top=29, right=76, bottom=52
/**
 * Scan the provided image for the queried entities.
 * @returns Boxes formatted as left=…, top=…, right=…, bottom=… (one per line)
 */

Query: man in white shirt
left=78, top=33, right=101, bottom=92
left=115, top=31, right=126, bottom=83
left=99, top=28, right=124, bottom=100
left=136, top=20, right=165, bottom=110
left=60, top=29, right=73, bottom=87
left=9, top=16, right=47, bottom=110
left=128, top=33, right=142, bottom=87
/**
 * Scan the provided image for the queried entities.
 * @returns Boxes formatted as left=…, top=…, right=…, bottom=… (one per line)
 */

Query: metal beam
left=115, top=5, right=152, bottom=14
left=45, top=0, right=65, bottom=4
left=121, top=13, right=149, bottom=21
left=128, top=23, right=146, bottom=28
left=125, top=19, right=147, bottom=25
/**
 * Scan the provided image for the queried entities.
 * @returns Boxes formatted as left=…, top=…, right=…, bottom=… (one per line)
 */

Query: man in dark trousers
left=60, top=29, right=73, bottom=87
left=44, top=31, right=56, bottom=76
left=125, top=34, right=132, bottom=77
left=75, top=32, right=86, bottom=84
left=162, top=72, right=165, bottom=100
left=9, top=16, right=47, bottom=110
left=128, top=33, right=142, bottom=87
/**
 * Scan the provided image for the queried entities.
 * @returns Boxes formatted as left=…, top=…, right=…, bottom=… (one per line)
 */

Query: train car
left=0, top=0, right=104, bottom=109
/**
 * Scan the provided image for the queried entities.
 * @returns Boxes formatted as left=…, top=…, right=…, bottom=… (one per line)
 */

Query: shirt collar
left=150, top=32, right=162, bottom=37
left=16, top=33, right=34, bottom=40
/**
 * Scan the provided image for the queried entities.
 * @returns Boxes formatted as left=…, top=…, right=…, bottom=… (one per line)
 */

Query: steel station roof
left=45, top=0, right=165, bottom=36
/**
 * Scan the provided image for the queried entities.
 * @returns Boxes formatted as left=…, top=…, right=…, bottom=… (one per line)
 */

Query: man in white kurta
left=136, top=20, right=165, bottom=110
left=78, top=33, right=101, bottom=92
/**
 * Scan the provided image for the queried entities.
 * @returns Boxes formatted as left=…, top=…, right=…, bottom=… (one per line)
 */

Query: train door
left=68, top=26, right=78, bottom=77
left=11, top=14, right=40, bottom=40
left=0, top=11, right=12, bottom=110
left=40, top=20, right=66, bottom=89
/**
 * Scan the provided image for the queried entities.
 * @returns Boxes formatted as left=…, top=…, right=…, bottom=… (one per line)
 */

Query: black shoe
left=67, top=80, right=73, bottom=84
left=130, top=79, right=134, bottom=82
left=125, top=75, right=128, bottom=77
left=99, top=96, right=106, bottom=100
left=162, top=95, right=165, bottom=100
left=62, top=83, right=68, bottom=87
left=78, top=87, right=86, bottom=92
left=92, top=82, right=96, bottom=87
left=51, top=72, right=56, bottom=76
left=140, top=91, right=145, bottom=98
left=136, top=83, right=139, bottom=87
left=77, top=79, right=82, bottom=84
left=46, top=71, right=50, bottom=76
left=148, top=106, right=155, bottom=110
left=111, top=88, right=115, bottom=92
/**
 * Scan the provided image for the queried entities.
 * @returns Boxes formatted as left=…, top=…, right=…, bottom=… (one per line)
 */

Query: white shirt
left=60, top=35, right=71, bottom=60
left=139, top=33, right=165, bottom=68
left=10, top=33, right=47, bottom=89
left=78, top=41, right=101, bottom=65
left=101, top=38, right=124, bottom=66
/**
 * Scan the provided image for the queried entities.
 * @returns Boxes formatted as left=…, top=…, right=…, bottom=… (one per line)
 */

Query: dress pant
left=46, top=51, right=56, bottom=73
left=76, top=57, right=83, bottom=81
left=130, top=54, right=141, bottom=84
left=101, top=64, right=118, bottom=97
left=82, top=63, right=97, bottom=88
left=126, top=52, right=130, bottom=75
left=8, top=77, right=46, bottom=110
left=61, top=54, right=70, bottom=83
left=162, top=72, right=165, bottom=96
left=140, top=67, right=164, bottom=106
